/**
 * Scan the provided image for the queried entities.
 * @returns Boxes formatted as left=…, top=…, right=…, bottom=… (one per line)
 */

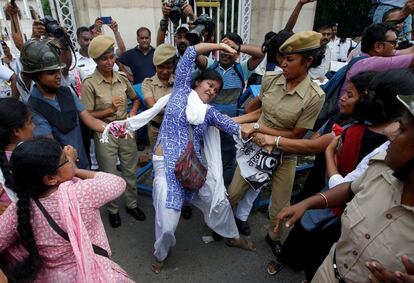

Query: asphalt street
left=103, top=188, right=306, bottom=283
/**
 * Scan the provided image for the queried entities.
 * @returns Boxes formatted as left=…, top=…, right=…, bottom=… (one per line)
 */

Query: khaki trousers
left=94, top=132, right=138, bottom=214
left=228, top=154, right=297, bottom=240
left=148, top=124, right=160, bottom=150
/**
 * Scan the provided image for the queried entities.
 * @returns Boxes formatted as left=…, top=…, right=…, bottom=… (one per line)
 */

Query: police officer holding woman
left=231, top=31, right=326, bottom=255
left=81, top=35, right=145, bottom=228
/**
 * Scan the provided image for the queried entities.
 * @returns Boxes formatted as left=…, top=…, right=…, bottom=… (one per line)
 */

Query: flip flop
left=266, top=260, right=284, bottom=275
left=226, top=238, right=257, bottom=252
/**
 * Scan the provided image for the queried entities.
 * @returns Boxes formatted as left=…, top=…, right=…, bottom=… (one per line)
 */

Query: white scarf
left=100, top=90, right=226, bottom=214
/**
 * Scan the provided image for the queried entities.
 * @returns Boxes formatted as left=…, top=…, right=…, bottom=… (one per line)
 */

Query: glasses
left=56, top=158, right=69, bottom=169
left=383, top=40, right=398, bottom=47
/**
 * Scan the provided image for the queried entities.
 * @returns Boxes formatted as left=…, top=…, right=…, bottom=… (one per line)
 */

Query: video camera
left=166, top=0, right=186, bottom=23
left=185, top=14, right=215, bottom=45
left=40, top=16, right=65, bottom=38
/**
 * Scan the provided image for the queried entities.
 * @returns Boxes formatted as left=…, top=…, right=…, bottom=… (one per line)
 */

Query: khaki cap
left=279, top=31, right=322, bottom=54
left=153, top=43, right=176, bottom=66
left=88, top=35, right=115, bottom=59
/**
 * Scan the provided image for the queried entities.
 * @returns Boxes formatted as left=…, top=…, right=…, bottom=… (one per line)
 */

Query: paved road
left=103, top=190, right=305, bottom=283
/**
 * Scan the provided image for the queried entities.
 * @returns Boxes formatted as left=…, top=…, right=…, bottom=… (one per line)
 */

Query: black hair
left=352, top=68, right=414, bottom=124
left=349, top=71, right=378, bottom=96
left=136, top=27, right=151, bottom=37
left=262, top=29, right=294, bottom=65
left=299, top=46, right=325, bottom=69
left=6, top=138, right=63, bottom=282
left=361, top=23, right=394, bottom=53
left=382, top=7, right=402, bottom=22
left=192, top=69, right=223, bottom=92
left=317, top=25, right=332, bottom=32
left=222, top=32, right=243, bottom=46
left=264, top=31, right=277, bottom=42
left=0, top=99, right=30, bottom=192
left=76, top=26, right=91, bottom=38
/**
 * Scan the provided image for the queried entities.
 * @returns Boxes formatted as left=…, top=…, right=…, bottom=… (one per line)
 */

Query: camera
left=186, top=14, right=215, bottom=45
left=40, top=16, right=65, bottom=38
left=166, top=0, right=186, bottom=23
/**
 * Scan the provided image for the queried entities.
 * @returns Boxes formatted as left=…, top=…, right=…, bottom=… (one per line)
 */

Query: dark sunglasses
left=382, top=40, right=398, bottom=47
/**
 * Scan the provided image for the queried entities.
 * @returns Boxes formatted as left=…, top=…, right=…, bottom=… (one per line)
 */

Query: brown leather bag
left=174, top=126, right=207, bottom=191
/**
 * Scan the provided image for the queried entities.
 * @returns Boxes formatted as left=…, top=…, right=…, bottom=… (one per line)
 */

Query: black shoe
left=212, top=230, right=223, bottom=241
left=265, top=234, right=282, bottom=257
left=181, top=205, right=192, bottom=219
left=235, top=217, right=251, bottom=236
left=137, top=144, right=145, bottom=151
left=109, top=213, right=121, bottom=228
left=126, top=206, right=146, bottom=221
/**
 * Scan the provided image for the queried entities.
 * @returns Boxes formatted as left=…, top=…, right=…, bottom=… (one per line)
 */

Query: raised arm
left=5, top=3, right=24, bottom=51
left=175, top=43, right=236, bottom=91
left=284, top=0, right=315, bottom=32
left=221, top=38, right=265, bottom=71
left=109, top=19, right=126, bottom=55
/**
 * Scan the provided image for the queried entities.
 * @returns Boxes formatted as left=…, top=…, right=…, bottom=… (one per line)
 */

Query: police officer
left=230, top=31, right=325, bottom=249
left=22, top=39, right=107, bottom=169
left=275, top=68, right=414, bottom=283
left=81, top=35, right=145, bottom=228
left=142, top=43, right=176, bottom=149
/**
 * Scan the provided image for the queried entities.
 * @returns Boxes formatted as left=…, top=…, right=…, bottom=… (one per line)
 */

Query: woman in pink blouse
left=0, top=138, right=132, bottom=283
left=0, top=98, right=35, bottom=214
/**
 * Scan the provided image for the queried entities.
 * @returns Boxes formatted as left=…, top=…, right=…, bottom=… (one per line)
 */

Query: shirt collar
left=152, top=74, right=175, bottom=87
left=93, top=68, right=122, bottom=85
left=275, top=74, right=311, bottom=99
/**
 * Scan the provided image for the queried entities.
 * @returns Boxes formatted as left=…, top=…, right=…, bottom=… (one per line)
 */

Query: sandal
left=266, top=260, right=284, bottom=275
left=225, top=238, right=256, bottom=252
left=151, top=260, right=164, bottom=274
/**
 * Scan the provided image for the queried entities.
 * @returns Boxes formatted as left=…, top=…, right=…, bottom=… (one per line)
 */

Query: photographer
left=157, top=1, right=195, bottom=48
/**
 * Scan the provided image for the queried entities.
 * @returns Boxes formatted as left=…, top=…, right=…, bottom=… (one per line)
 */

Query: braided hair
left=0, top=98, right=30, bottom=191
left=6, top=138, right=62, bottom=282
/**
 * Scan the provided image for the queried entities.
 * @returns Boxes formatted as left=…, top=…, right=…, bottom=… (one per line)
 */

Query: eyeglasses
left=383, top=40, right=398, bottom=47
left=56, top=158, right=69, bottom=169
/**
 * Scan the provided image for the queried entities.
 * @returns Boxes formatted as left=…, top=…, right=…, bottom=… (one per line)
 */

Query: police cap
left=153, top=43, right=176, bottom=66
left=279, top=31, right=322, bottom=54
left=88, top=35, right=115, bottom=59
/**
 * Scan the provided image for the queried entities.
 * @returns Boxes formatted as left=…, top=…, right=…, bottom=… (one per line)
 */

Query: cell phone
left=100, top=16, right=112, bottom=25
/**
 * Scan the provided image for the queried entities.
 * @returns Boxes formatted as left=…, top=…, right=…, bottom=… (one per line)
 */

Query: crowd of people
left=0, top=0, right=414, bottom=282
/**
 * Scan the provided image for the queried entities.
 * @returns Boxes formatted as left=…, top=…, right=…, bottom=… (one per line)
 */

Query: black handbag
left=174, top=126, right=207, bottom=191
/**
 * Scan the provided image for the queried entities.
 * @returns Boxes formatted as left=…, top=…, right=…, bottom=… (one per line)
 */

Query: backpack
left=313, top=55, right=368, bottom=130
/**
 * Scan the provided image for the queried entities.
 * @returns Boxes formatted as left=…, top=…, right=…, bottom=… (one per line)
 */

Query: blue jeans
left=373, top=4, right=412, bottom=40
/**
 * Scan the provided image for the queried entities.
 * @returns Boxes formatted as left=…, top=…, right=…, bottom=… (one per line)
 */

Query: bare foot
left=151, top=260, right=164, bottom=274
left=226, top=238, right=256, bottom=251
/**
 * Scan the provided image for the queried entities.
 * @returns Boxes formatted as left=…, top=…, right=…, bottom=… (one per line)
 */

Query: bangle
left=237, top=44, right=241, bottom=52
left=274, top=136, right=281, bottom=149
left=317, top=192, right=329, bottom=208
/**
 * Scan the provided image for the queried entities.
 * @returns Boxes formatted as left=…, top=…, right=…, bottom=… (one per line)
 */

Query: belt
left=333, top=249, right=346, bottom=283
left=150, top=120, right=161, bottom=128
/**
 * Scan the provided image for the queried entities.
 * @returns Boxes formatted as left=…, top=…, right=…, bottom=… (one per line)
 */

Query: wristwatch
left=253, top=122, right=260, bottom=131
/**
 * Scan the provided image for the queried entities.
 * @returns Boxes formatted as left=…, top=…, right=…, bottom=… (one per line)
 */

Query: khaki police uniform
left=312, top=151, right=414, bottom=282
left=142, top=74, right=174, bottom=148
left=229, top=72, right=325, bottom=240
left=81, top=68, right=139, bottom=215
left=142, top=43, right=176, bottom=149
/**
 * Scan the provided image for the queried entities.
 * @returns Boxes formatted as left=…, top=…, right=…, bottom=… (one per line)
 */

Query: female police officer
left=230, top=31, right=326, bottom=254
left=81, top=35, right=145, bottom=228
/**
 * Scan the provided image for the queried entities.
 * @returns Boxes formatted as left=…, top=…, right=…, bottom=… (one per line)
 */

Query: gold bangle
left=317, top=192, right=329, bottom=208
